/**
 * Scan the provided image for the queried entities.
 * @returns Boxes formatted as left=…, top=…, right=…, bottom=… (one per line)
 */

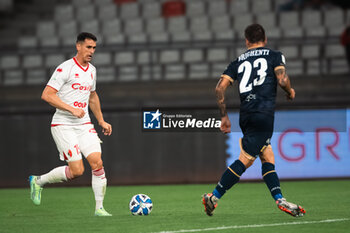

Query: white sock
left=92, top=167, right=107, bottom=210
left=36, top=166, right=71, bottom=186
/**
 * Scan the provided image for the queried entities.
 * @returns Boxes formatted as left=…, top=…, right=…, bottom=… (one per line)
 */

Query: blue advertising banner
left=226, top=109, right=350, bottom=179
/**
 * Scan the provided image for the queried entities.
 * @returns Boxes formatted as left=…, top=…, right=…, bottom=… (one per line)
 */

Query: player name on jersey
left=238, top=49, right=270, bottom=61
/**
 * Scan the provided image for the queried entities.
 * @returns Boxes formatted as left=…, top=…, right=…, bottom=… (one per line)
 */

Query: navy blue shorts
left=239, top=112, right=274, bottom=158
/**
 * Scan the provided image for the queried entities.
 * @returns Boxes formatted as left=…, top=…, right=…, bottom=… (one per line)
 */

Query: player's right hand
left=220, top=115, right=231, bottom=134
left=287, top=88, right=295, bottom=100
left=71, top=108, right=85, bottom=118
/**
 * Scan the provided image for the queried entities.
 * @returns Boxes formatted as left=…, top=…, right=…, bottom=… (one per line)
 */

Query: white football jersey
left=47, top=57, right=96, bottom=125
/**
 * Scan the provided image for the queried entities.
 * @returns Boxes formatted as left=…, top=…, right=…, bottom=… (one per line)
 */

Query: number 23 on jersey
left=238, top=58, right=268, bottom=93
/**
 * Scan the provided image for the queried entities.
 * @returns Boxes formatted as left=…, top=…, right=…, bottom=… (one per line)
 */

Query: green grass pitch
left=1, top=180, right=350, bottom=233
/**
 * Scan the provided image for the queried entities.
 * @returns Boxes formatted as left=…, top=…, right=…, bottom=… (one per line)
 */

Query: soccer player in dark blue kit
left=202, top=24, right=306, bottom=217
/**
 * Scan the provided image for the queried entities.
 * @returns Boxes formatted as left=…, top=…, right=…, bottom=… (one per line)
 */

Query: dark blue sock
left=262, top=162, right=283, bottom=200
left=213, top=160, right=246, bottom=198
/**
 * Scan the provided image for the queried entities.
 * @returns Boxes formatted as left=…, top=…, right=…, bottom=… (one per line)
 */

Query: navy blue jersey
left=223, top=47, right=286, bottom=116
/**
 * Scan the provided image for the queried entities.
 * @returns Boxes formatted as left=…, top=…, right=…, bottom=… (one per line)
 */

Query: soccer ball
left=129, top=194, right=153, bottom=215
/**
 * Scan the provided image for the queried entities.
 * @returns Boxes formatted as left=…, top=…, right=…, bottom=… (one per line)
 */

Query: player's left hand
left=99, top=121, right=112, bottom=136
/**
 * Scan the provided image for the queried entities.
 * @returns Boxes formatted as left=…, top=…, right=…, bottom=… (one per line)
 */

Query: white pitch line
left=153, top=218, right=350, bottom=233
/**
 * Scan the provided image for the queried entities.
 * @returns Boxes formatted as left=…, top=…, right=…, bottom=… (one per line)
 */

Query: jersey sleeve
left=274, top=51, right=286, bottom=68
left=47, top=66, right=69, bottom=91
left=222, top=60, right=237, bottom=83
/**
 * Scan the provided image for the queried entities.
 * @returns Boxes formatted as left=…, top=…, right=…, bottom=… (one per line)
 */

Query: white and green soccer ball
left=129, top=194, right=153, bottom=215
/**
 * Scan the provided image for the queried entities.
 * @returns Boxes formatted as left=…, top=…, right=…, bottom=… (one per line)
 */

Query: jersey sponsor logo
left=73, top=101, right=87, bottom=108
left=57, top=68, right=63, bottom=72
left=72, top=83, right=91, bottom=92
left=245, top=93, right=256, bottom=102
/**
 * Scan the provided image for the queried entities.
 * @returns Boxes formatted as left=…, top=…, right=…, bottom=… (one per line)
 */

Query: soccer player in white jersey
left=29, top=32, right=112, bottom=216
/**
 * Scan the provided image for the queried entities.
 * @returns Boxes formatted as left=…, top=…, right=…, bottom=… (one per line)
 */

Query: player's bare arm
left=89, top=91, right=112, bottom=136
left=215, top=76, right=232, bottom=134
left=274, top=66, right=295, bottom=100
left=41, top=86, right=85, bottom=118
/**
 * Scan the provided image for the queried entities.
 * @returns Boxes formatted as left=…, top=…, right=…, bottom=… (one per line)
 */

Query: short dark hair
left=76, top=32, right=97, bottom=43
left=244, top=24, right=266, bottom=44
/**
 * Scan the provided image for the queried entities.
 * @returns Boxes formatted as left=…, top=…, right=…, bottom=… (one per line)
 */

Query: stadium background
left=0, top=0, right=349, bottom=188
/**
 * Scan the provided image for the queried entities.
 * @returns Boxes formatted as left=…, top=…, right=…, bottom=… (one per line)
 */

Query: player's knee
left=71, top=167, right=84, bottom=178
left=245, top=160, right=254, bottom=169
left=238, top=154, right=255, bottom=169
left=97, top=160, right=103, bottom=169
left=91, top=159, right=103, bottom=170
